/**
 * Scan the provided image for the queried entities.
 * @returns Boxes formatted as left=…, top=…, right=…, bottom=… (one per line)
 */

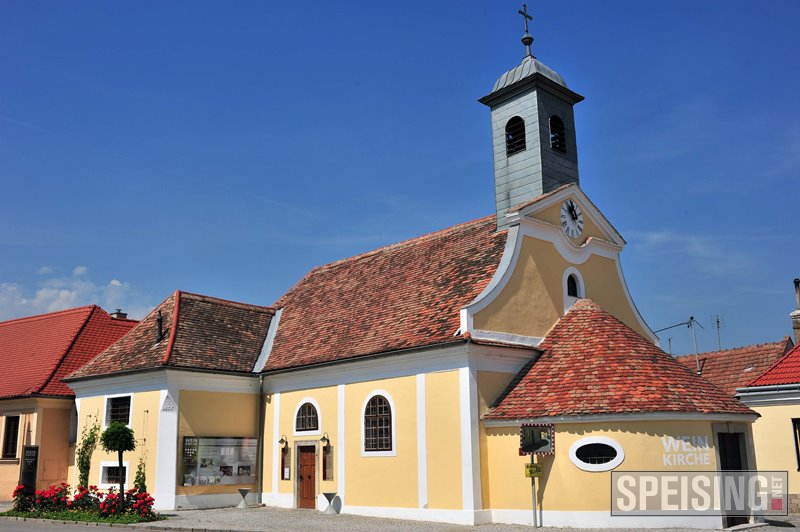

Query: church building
left=61, top=9, right=760, bottom=529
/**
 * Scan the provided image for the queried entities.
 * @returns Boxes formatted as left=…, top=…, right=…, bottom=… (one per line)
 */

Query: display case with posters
left=182, top=437, right=257, bottom=486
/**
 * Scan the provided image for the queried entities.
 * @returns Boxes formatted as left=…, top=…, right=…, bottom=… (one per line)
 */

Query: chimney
left=792, top=279, right=800, bottom=345
left=156, top=310, right=164, bottom=343
left=109, top=308, right=127, bottom=320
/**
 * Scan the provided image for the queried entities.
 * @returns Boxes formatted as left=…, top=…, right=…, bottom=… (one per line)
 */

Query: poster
left=182, top=437, right=257, bottom=486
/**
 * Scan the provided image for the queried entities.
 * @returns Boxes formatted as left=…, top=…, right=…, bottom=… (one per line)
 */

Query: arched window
left=295, top=402, right=318, bottom=432
left=364, top=395, right=392, bottom=452
left=549, top=115, right=566, bottom=153
left=505, top=116, right=526, bottom=156
left=567, top=274, right=579, bottom=298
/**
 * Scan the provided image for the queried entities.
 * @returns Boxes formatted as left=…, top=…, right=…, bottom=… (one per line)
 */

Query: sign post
left=19, top=446, right=39, bottom=496
left=520, top=424, right=554, bottom=528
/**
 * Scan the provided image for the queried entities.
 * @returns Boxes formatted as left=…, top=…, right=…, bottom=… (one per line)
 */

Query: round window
left=569, top=437, right=624, bottom=472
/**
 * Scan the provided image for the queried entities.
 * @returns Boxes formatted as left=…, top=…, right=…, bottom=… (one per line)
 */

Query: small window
left=2, top=416, right=20, bottom=459
left=102, top=465, right=126, bottom=485
left=792, top=419, right=800, bottom=471
left=364, top=395, right=392, bottom=452
left=569, top=437, right=625, bottom=472
left=295, top=403, right=319, bottom=432
left=550, top=115, right=566, bottom=153
left=106, top=396, right=131, bottom=426
left=567, top=274, right=579, bottom=298
left=576, top=443, right=617, bottom=464
left=505, top=116, right=526, bottom=156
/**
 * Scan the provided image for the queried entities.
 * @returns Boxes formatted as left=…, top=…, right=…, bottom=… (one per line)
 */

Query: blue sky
left=1, top=1, right=798, bottom=356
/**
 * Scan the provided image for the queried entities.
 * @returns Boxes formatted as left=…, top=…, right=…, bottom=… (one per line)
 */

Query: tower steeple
left=480, top=6, right=584, bottom=230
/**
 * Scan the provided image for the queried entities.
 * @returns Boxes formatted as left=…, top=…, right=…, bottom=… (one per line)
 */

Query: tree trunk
left=118, top=449, right=125, bottom=513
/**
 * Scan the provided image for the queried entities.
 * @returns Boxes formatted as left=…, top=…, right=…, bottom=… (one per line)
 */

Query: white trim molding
left=568, top=436, right=624, bottom=472
left=562, top=266, right=584, bottom=313
left=487, top=508, right=722, bottom=528
left=459, top=367, right=482, bottom=512
left=270, top=392, right=281, bottom=494
left=253, top=308, right=282, bottom=372
left=415, top=373, right=427, bottom=509
left=336, top=384, right=345, bottom=504
left=483, top=412, right=759, bottom=427
left=360, top=389, right=397, bottom=457
left=154, top=388, right=179, bottom=510
left=292, top=397, right=322, bottom=436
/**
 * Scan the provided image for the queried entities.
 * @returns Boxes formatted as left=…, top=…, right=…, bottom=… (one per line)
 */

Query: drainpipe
left=256, top=374, right=265, bottom=505
left=790, top=279, right=800, bottom=345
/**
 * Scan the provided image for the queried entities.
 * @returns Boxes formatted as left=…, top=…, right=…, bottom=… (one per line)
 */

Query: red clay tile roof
left=485, top=299, right=754, bottom=419
left=264, top=215, right=507, bottom=371
left=746, top=342, right=800, bottom=387
left=0, top=306, right=136, bottom=398
left=68, top=291, right=274, bottom=380
left=675, top=338, right=793, bottom=396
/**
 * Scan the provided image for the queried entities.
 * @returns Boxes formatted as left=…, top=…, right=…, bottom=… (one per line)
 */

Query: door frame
left=293, top=440, right=319, bottom=509
left=712, top=422, right=756, bottom=527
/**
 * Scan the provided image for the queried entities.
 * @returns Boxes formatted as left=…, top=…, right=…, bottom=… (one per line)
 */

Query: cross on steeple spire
left=517, top=4, right=534, bottom=58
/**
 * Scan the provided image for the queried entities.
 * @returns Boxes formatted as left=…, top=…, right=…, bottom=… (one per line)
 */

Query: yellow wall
left=532, top=199, right=608, bottom=245
left=75, top=391, right=160, bottom=492
left=483, top=420, right=719, bottom=511
left=345, top=376, right=418, bottom=508
left=177, top=390, right=258, bottom=497
left=473, top=236, right=650, bottom=340
left=0, top=398, right=74, bottom=500
left=750, top=404, right=800, bottom=494
left=425, top=371, right=462, bottom=509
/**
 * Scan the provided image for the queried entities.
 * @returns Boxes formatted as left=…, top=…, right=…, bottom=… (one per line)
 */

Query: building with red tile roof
left=0, top=306, right=136, bottom=498
left=674, top=338, right=793, bottom=396
left=485, top=299, right=753, bottom=421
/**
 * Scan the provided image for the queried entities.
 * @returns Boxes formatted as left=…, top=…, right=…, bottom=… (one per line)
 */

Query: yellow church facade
left=61, top=11, right=763, bottom=530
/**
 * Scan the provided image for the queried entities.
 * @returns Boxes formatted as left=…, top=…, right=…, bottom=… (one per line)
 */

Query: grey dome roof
left=491, top=55, right=567, bottom=93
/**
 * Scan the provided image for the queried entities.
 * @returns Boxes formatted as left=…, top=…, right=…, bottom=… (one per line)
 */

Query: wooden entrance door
left=718, top=432, right=748, bottom=527
left=297, top=446, right=316, bottom=509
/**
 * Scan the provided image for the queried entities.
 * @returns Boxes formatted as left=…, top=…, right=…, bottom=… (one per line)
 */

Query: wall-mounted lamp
left=320, top=432, right=330, bottom=447
left=278, top=435, right=288, bottom=447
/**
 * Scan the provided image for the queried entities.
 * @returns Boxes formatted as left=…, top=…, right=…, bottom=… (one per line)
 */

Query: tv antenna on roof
left=654, top=317, right=704, bottom=374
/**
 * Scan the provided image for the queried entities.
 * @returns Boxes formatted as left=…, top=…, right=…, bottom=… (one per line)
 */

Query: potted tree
left=100, top=422, right=136, bottom=512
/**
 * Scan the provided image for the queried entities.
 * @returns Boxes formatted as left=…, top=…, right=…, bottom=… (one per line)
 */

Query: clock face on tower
left=559, top=199, right=584, bottom=239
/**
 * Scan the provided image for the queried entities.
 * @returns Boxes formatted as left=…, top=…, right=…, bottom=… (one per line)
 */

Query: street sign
left=520, top=424, right=554, bottom=455
left=524, top=463, right=542, bottom=478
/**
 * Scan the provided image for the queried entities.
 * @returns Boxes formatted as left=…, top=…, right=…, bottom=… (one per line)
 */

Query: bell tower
left=479, top=5, right=584, bottom=230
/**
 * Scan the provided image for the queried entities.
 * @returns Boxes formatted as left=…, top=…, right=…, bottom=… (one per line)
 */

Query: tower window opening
left=567, top=274, right=579, bottom=298
left=550, top=115, right=566, bottom=153
left=505, top=116, right=526, bottom=156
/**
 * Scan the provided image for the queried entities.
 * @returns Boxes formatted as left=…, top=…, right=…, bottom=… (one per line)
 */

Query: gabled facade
left=0, top=306, right=136, bottom=498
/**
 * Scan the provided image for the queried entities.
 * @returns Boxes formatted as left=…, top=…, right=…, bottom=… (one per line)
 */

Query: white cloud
left=36, top=266, right=54, bottom=275
left=0, top=267, right=154, bottom=321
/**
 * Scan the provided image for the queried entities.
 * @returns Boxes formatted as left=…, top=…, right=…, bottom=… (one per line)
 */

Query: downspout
left=256, top=374, right=265, bottom=505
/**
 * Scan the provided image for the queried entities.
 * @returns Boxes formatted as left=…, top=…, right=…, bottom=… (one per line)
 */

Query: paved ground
left=0, top=505, right=798, bottom=531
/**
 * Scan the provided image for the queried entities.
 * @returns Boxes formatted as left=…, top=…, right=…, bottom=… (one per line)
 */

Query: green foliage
left=100, top=422, right=136, bottom=454
left=134, top=457, right=147, bottom=493
left=0, top=509, right=161, bottom=524
left=75, top=415, right=101, bottom=489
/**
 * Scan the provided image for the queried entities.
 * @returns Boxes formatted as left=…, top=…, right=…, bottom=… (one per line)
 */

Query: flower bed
left=1, top=483, right=161, bottom=524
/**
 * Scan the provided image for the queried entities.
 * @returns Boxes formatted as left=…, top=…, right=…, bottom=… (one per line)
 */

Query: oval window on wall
left=569, top=436, right=624, bottom=472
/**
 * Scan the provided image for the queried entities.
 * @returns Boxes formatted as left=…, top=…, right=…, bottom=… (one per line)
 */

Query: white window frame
left=103, top=393, right=133, bottom=428
left=360, top=390, right=396, bottom=457
left=569, top=436, right=624, bottom=472
left=292, top=397, right=322, bottom=436
left=562, top=266, right=585, bottom=313
left=98, top=460, right=129, bottom=489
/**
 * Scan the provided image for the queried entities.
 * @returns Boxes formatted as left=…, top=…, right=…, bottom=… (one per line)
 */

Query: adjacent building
left=0, top=306, right=136, bottom=497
